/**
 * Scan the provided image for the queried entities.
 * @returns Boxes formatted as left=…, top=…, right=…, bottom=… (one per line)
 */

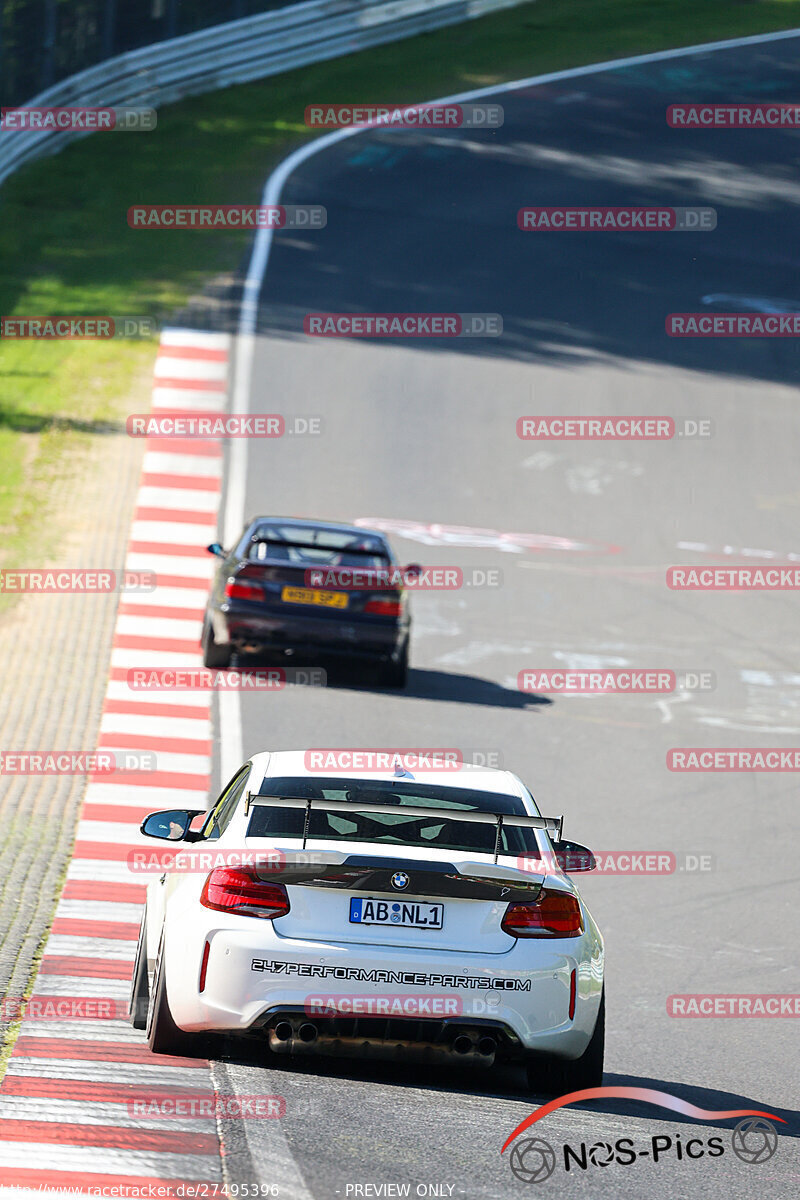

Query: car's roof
left=246, top=749, right=528, bottom=799
left=247, top=517, right=390, bottom=541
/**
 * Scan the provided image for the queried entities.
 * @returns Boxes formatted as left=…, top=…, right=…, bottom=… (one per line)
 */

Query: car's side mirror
left=553, top=840, right=596, bottom=872
left=404, top=563, right=423, bottom=577
left=140, top=809, right=205, bottom=841
left=207, top=543, right=226, bottom=557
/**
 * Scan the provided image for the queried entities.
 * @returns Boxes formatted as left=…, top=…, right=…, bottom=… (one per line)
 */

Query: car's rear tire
left=202, top=619, right=232, bottom=669
left=379, top=644, right=409, bottom=688
left=127, top=908, right=149, bottom=1029
left=147, top=942, right=204, bottom=1057
left=526, top=989, right=604, bottom=1095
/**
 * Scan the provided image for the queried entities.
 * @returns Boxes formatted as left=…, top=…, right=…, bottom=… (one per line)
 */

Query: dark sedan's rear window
left=247, top=526, right=390, bottom=569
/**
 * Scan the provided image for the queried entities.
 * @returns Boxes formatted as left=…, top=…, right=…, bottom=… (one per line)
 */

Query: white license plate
left=349, top=897, right=443, bottom=929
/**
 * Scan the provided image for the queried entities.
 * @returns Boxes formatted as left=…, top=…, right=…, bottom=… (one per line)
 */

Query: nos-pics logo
left=501, top=1089, right=782, bottom=1184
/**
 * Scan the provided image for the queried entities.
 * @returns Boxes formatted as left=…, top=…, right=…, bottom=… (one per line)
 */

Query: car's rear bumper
left=211, top=602, right=407, bottom=660
left=163, top=918, right=604, bottom=1060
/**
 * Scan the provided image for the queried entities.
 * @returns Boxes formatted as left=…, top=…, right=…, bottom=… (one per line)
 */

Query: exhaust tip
left=273, top=1021, right=293, bottom=1042
left=452, top=1034, right=473, bottom=1056
left=298, top=1022, right=318, bottom=1044
left=477, top=1036, right=496, bottom=1057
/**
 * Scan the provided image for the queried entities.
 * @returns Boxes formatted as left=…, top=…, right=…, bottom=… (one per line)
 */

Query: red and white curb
left=0, top=328, right=229, bottom=1195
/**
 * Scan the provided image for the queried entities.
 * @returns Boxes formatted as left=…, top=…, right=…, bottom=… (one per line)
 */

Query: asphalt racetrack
left=211, top=34, right=800, bottom=1199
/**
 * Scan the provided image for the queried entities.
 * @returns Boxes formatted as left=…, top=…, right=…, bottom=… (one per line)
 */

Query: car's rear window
left=246, top=776, right=542, bottom=856
left=247, top=526, right=390, bottom=569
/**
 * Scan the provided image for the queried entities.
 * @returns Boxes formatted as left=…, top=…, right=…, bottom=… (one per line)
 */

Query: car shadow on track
left=542, top=1072, right=800, bottom=1138
left=208, top=1039, right=799, bottom=1137
left=232, top=657, right=554, bottom=708
left=324, top=666, right=554, bottom=709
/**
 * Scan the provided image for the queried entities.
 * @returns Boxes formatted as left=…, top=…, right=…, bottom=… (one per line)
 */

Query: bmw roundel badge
left=391, top=871, right=410, bottom=891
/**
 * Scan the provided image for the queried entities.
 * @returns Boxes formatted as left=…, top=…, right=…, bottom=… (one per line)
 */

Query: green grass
left=1, top=0, right=799, bottom=579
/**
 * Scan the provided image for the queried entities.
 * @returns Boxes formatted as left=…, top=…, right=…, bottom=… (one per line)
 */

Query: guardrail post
left=102, top=0, right=118, bottom=62
left=41, top=0, right=58, bottom=91
left=166, top=0, right=179, bottom=41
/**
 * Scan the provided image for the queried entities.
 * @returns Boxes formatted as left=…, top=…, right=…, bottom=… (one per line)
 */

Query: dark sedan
left=201, top=517, right=413, bottom=686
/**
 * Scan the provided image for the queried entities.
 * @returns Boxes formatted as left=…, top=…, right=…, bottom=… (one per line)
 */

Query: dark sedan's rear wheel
left=202, top=618, right=232, bottom=669
left=379, top=643, right=409, bottom=688
left=526, top=989, right=605, bottom=1095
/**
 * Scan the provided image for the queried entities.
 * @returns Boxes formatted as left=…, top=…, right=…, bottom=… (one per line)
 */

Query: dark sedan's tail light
left=501, top=888, right=583, bottom=938
left=364, top=597, right=402, bottom=616
left=200, top=868, right=290, bottom=919
left=225, top=579, right=263, bottom=601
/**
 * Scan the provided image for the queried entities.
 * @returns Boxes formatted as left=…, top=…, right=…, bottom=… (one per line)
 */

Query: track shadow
left=254, top=45, right=800, bottom=391
left=377, top=668, right=552, bottom=709
left=208, top=1036, right=799, bottom=1138
left=230, top=656, right=553, bottom=709
left=316, top=664, right=553, bottom=708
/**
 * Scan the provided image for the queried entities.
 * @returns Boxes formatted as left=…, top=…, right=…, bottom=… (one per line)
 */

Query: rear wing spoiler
left=244, top=794, right=563, bottom=863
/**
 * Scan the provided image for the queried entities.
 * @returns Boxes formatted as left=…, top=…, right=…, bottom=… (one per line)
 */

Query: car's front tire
left=146, top=941, right=205, bottom=1057
left=526, top=989, right=605, bottom=1095
left=201, top=618, right=232, bottom=669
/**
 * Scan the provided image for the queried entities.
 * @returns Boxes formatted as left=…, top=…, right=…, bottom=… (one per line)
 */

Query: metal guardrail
left=0, top=0, right=530, bottom=189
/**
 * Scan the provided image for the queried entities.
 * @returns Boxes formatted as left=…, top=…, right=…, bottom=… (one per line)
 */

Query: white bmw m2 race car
left=129, top=751, right=604, bottom=1093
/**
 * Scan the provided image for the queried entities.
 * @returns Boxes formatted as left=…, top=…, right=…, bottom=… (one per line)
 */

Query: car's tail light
left=365, top=597, right=402, bottom=616
left=200, top=868, right=290, bottom=919
left=501, top=888, right=583, bottom=938
left=225, top=579, right=262, bottom=601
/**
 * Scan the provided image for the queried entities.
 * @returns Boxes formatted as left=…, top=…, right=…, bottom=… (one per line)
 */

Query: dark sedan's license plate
left=281, top=586, right=348, bottom=609
left=350, top=898, right=443, bottom=929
